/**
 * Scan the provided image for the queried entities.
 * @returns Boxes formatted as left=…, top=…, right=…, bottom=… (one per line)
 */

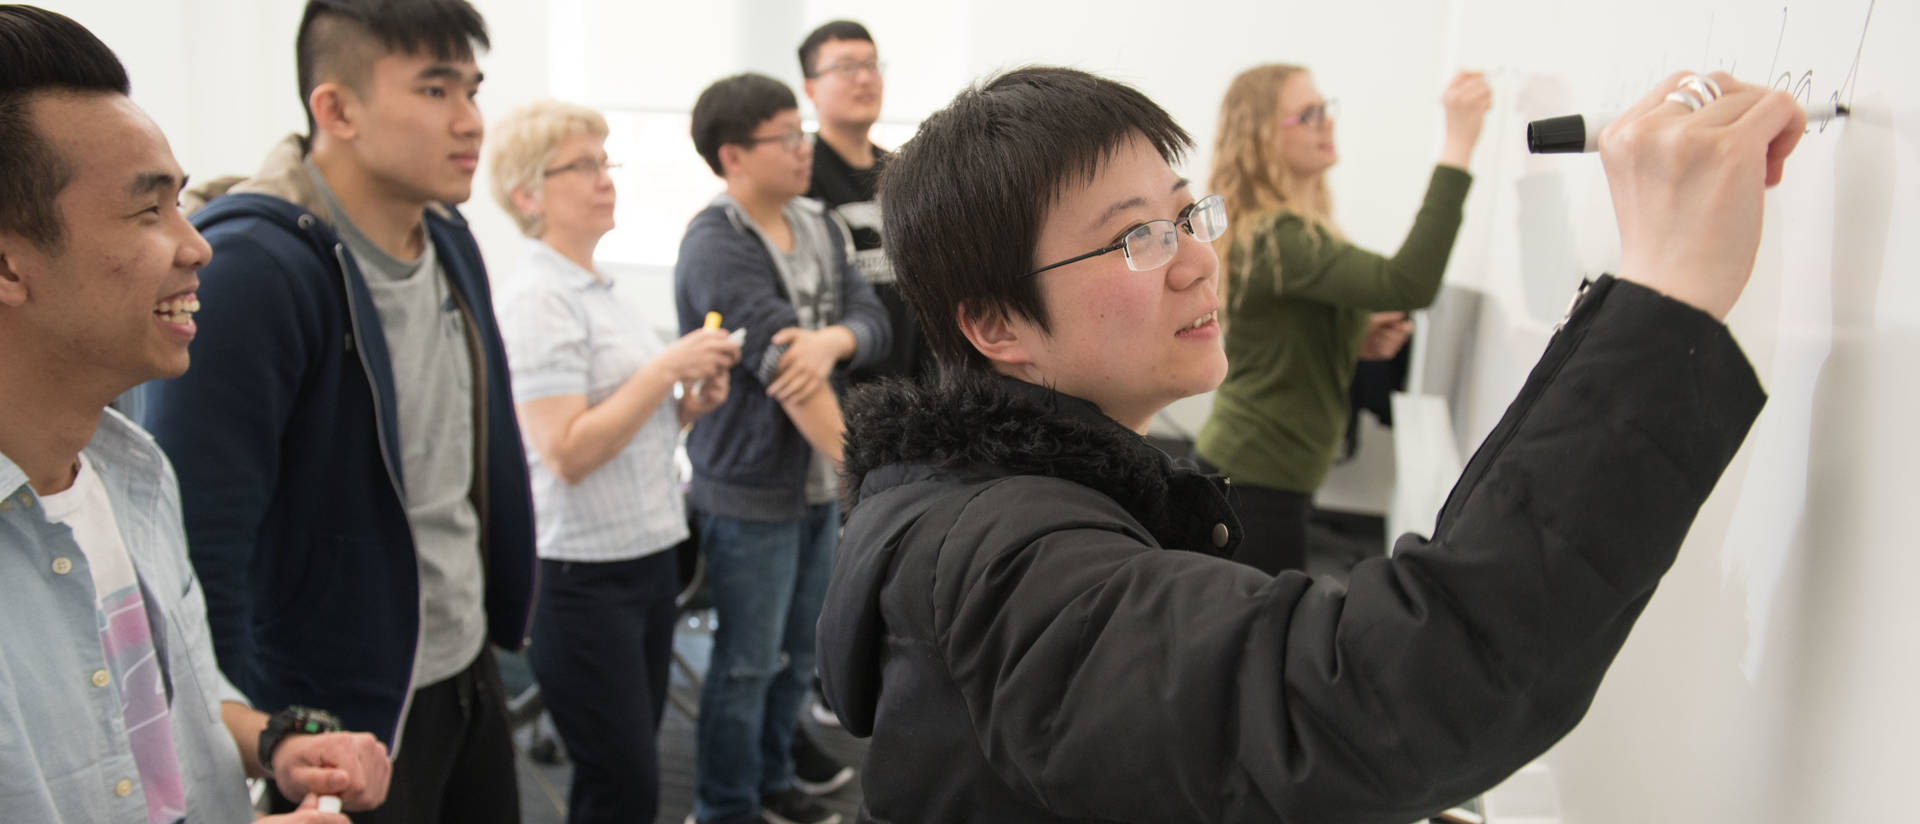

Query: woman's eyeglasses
left=1279, top=99, right=1339, bottom=128
left=1027, top=194, right=1229, bottom=277
left=543, top=157, right=622, bottom=178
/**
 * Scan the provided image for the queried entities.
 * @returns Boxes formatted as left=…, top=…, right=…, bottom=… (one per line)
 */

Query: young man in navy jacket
left=674, top=73, right=890, bottom=824
left=138, top=1, right=534, bottom=821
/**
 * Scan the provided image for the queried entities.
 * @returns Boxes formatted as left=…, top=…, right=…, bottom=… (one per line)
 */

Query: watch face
left=289, top=705, right=343, bottom=733
left=262, top=705, right=343, bottom=765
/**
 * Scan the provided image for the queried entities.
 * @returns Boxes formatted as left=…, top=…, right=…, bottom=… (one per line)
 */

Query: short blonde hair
left=487, top=99, right=610, bottom=237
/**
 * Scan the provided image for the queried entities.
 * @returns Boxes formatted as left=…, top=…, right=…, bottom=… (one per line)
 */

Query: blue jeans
left=693, top=503, right=838, bottom=823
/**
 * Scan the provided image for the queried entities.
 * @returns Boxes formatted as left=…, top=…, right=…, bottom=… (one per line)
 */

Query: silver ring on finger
left=1664, top=89, right=1704, bottom=112
left=1678, top=74, right=1722, bottom=105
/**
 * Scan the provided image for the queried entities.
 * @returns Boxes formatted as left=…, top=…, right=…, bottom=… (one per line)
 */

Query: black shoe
left=760, top=787, right=842, bottom=824
left=790, top=727, right=855, bottom=796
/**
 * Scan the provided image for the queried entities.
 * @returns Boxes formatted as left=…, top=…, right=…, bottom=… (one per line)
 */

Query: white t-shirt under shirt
left=38, top=455, right=189, bottom=824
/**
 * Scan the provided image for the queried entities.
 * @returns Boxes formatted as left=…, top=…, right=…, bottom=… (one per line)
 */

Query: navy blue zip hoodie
left=137, top=136, right=535, bottom=750
left=673, top=194, right=891, bottom=522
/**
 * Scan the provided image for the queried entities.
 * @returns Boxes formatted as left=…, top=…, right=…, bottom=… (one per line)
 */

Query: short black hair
left=690, top=73, right=798, bottom=177
left=798, top=20, right=874, bottom=78
left=295, top=0, right=489, bottom=135
left=881, top=67, right=1192, bottom=375
left=0, top=4, right=131, bottom=251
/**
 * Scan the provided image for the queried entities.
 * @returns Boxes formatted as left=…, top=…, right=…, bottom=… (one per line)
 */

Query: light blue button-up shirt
left=498, top=240, right=690, bottom=563
left=0, top=409, right=253, bottom=823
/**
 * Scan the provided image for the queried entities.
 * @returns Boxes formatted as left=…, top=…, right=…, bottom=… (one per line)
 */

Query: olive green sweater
left=1197, top=165, right=1471, bottom=494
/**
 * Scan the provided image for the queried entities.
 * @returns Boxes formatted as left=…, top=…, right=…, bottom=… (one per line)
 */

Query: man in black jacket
left=816, top=66, right=1804, bottom=823
left=798, top=19, right=927, bottom=386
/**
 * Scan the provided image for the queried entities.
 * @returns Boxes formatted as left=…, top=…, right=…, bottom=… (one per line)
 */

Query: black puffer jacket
left=818, top=276, right=1765, bottom=824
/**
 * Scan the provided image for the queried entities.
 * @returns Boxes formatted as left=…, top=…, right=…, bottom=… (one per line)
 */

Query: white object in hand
left=317, top=795, right=343, bottom=813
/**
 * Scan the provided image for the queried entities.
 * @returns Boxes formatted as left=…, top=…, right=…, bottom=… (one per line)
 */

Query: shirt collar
left=525, top=238, right=611, bottom=292
left=0, top=409, right=160, bottom=502
left=0, top=447, right=24, bottom=500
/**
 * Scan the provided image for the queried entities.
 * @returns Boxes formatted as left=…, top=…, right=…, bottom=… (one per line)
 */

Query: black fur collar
left=843, top=372, right=1238, bottom=555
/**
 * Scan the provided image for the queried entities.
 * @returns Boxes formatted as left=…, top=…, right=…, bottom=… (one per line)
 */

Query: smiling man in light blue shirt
left=0, top=6, right=388, bottom=822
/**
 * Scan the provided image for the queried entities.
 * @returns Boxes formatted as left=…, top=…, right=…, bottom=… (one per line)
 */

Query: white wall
left=1442, top=1, right=1919, bottom=821
left=33, top=0, right=547, bottom=292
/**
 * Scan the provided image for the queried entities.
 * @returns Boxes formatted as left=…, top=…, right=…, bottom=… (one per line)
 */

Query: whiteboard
left=1434, top=1, right=1918, bottom=820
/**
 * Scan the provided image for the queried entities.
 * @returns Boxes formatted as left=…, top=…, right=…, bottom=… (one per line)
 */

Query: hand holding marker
left=689, top=312, right=745, bottom=402
left=705, top=311, right=748, bottom=346
left=1528, top=81, right=1846, bottom=153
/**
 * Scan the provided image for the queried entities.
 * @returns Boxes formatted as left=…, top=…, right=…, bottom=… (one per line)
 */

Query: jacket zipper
left=1435, top=278, right=1600, bottom=530
left=329, top=238, right=425, bottom=757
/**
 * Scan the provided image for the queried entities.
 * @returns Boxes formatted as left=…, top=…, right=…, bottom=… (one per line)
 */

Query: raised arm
left=942, top=70, right=1802, bottom=824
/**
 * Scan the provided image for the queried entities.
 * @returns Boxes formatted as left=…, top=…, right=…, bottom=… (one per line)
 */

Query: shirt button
left=115, top=778, right=133, bottom=797
left=1211, top=522, right=1231, bottom=548
left=91, top=669, right=111, bottom=688
left=52, top=557, right=73, bottom=575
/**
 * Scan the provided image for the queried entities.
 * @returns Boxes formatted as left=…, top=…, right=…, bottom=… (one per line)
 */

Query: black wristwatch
left=258, top=705, right=343, bottom=769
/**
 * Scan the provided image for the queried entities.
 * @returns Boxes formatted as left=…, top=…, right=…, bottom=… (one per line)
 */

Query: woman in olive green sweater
left=1196, top=64, right=1490, bottom=574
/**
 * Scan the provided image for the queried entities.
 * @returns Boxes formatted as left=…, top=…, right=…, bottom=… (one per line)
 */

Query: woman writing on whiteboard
left=1196, top=65, right=1491, bottom=574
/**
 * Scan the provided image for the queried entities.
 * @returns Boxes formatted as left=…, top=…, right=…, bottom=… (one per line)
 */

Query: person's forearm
left=222, top=701, right=271, bottom=778
left=823, top=325, right=859, bottom=362
left=548, top=362, right=681, bottom=483
left=1438, top=139, right=1474, bottom=170
left=780, top=387, right=846, bottom=466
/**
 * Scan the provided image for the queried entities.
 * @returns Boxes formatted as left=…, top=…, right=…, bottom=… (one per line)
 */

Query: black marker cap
left=1526, top=114, right=1588, bottom=153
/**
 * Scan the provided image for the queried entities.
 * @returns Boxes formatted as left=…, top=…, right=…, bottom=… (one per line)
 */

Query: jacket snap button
left=1211, top=522, right=1230, bottom=548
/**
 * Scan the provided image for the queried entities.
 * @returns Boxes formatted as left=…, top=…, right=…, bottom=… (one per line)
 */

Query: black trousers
left=528, top=552, right=679, bottom=824
left=1196, top=457, right=1312, bottom=575
left=271, top=646, right=519, bottom=823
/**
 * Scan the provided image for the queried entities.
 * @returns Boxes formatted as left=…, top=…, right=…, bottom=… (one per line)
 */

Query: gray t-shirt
left=309, top=162, right=486, bottom=688
left=776, top=222, right=841, bottom=506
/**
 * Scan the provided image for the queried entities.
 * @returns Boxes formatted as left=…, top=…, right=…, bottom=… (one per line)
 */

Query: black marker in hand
left=1527, top=101, right=1847, bottom=153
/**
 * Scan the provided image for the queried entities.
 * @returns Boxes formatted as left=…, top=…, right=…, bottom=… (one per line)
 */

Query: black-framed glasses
left=809, top=58, right=885, bottom=79
left=1279, top=98, right=1339, bottom=128
left=739, top=130, right=808, bottom=152
left=543, top=157, right=622, bottom=178
left=1026, top=194, right=1228, bottom=277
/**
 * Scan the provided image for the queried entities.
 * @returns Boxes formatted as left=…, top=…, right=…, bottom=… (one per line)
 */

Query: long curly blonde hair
left=1208, top=64, right=1340, bottom=315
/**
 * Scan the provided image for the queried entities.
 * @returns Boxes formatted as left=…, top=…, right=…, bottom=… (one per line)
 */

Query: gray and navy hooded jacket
left=673, top=193, right=891, bottom=522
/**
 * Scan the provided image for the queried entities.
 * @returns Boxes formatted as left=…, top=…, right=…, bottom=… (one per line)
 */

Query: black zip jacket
left=818, top=276, right=1765, bottom=823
